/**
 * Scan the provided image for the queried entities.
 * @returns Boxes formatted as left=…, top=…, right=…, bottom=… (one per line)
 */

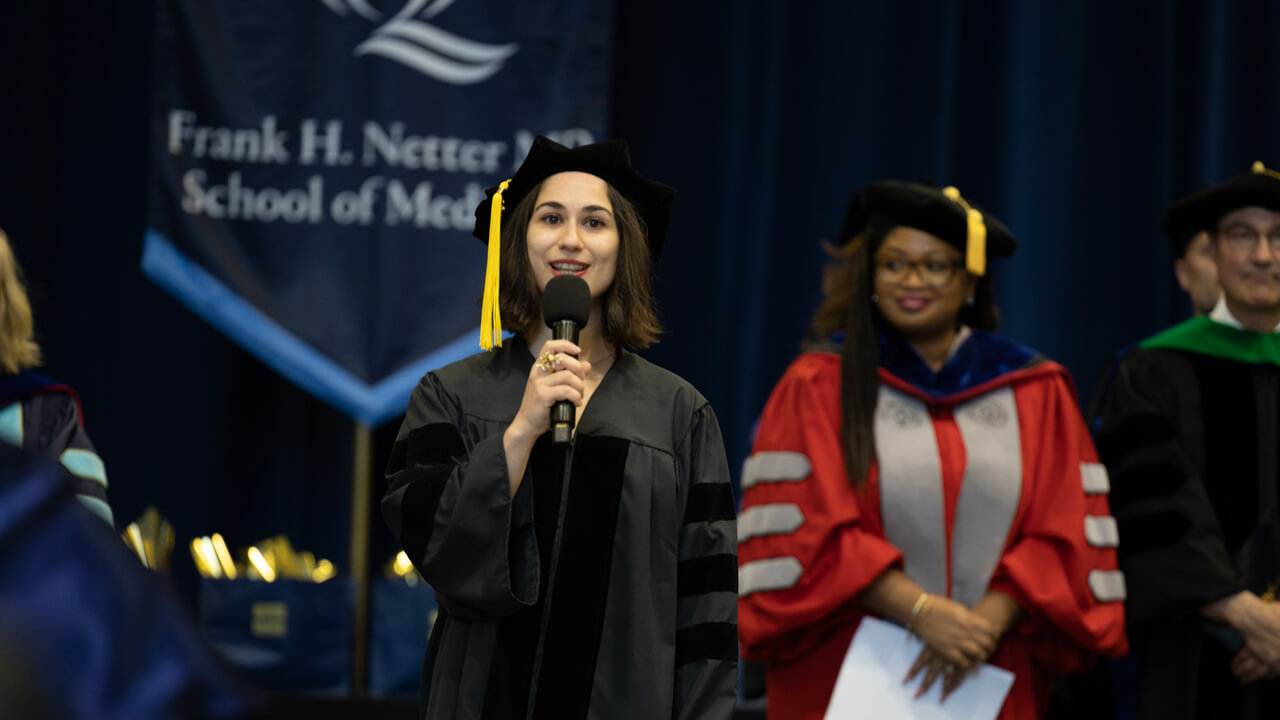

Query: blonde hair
left=0, top=229, right=42, bottom=373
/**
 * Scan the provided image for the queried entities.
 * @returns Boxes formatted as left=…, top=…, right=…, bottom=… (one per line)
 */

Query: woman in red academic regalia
left=737, top=181, right=1128, bottom=719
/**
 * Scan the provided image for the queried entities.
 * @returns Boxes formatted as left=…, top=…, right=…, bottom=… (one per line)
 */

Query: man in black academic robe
left=1096, top=162, right=1280, bottom=719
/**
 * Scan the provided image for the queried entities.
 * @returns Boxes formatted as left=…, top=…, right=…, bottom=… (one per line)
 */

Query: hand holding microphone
left=509, top=275, right=593, bottom=446
left=541, top=276, right=591, bottom=445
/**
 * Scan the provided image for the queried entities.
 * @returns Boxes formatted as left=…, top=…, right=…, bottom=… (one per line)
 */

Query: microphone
left=541, top=275, right=591, bottom=446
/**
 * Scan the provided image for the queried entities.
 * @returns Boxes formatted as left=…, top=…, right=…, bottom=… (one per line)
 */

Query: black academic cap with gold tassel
left=836, top=180, right=1017, bottom=275
left=1163, top=160, right=1280, bottom=242
left=471, top=136, right=675, bottom=350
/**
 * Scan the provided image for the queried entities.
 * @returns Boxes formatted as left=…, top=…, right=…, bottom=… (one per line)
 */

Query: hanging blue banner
left=144, top=0, right=610, bottom=425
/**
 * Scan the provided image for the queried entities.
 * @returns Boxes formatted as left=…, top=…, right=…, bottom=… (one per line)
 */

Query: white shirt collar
left=1208, top=296, right=1280, bottom=334
left=945, top=325, right=972, bottom=362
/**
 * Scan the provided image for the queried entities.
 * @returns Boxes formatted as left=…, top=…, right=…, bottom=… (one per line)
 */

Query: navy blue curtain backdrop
left=3, top=0, right=1280, bottom=606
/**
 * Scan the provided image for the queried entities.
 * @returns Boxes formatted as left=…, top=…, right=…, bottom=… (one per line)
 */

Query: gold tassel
left=1252, top=160, right=1280, bottom=182
left=479, top=179, right=511, bottom=351
left=942, top=186, right=987, bottom=276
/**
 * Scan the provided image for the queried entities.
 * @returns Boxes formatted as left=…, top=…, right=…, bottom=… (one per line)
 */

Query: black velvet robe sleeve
left=1095, top=349, right=1244, bottom=629
left=382, top=371, right=539, bottom=622
left=672, top=403, right=738, bottom=720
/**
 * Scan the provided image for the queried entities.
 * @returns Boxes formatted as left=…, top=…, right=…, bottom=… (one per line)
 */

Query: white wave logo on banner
left=319, top=0, right=519, bottom=84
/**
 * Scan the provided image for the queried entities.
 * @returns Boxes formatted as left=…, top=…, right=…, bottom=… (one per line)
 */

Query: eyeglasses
left=1218, top=224, right=1280, bottom=254
left=874, top=255, right=964, bottom=288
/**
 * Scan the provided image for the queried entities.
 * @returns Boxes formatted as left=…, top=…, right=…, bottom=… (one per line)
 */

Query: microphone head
left=542, top=275, right=591, bottom=329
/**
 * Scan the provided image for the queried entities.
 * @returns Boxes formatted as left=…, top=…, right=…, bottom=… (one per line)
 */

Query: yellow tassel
left=479, top=179, right=511, bottom=351
left=964, top=208, right=986, bottom=276
left=942, top=186, right=987, bottom=276
left=1252, top=160, right=1280, bottom=181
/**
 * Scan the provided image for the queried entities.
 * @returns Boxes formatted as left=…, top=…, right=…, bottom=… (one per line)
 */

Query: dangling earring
left=966, top=295, right=975, bottom=306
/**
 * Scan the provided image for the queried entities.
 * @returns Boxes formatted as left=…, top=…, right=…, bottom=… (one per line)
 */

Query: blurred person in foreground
left=382, top=137, right=737, bottom=720
left=0, top=440, right=260, bottom=719
left=0, top=228, right=111, bottom=525
left=1096, top=161, right=1280, bottom=719
left=737, top=181, right=1128, bottom=719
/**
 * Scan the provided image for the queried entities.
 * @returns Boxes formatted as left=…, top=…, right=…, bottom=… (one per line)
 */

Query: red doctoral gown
left=738, top=344, right=1127, bottom=719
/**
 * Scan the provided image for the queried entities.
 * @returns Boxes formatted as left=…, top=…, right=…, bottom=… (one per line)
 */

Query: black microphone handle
left=550, top=320, right=580, bottom=445
left=551, top=319, right=580, bottom=345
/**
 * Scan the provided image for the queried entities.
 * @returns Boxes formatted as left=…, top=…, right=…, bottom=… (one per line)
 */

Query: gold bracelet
left=906, top=592, right=934, bottom=635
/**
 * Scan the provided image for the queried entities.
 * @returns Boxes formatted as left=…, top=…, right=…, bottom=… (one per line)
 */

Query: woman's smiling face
left=526, top=171, right=619, bottom=301
left=873, top=225, right=975, bottom=339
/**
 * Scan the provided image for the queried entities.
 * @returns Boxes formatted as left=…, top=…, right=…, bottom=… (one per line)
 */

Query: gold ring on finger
left=535, top=353, right=556, bottom=374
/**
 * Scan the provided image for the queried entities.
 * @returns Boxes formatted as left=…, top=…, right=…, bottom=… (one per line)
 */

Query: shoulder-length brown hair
left=808, top=223, right=998, bottom=488
left=497, top=179, right=662, bottom=349
left=0, top=229, right=42, bottom=374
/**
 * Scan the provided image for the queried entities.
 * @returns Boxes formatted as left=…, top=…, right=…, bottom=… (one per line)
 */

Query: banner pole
left=349, top=422, right=373, bottom=694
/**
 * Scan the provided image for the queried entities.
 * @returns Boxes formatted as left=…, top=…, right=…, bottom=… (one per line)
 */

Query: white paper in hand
left=822, top=617, right=1014, bottom=720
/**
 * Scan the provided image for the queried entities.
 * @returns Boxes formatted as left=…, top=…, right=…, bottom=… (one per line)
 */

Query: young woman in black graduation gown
left=382, top=137, right=737, bottom=720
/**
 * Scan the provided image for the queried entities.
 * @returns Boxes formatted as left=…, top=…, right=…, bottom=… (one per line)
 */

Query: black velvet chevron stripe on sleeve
left=1115, top=511, right=1194, bottom=555
left=1104, top=457, right=1188, bottom=506
left=387, top=421, right=467, bottom=474
left=388, top=422, right=467, bottom=561
left=683, top=482, right=736, bottom=525
left=675, top=622, right=738, bottom=666
left=677, top=553, right=738, bottom=596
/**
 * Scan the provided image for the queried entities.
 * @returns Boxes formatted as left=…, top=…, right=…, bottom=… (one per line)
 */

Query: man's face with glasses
left=1212, top=206, right=1280, bottom=313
